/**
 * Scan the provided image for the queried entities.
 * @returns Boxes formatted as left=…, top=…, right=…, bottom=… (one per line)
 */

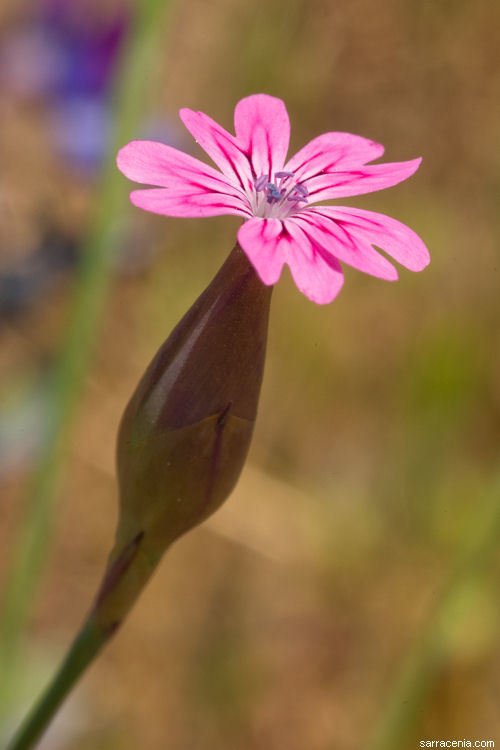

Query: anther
left=265, top=184, right=282, bottom=204
left=294, top=183, right=309, bottom=196
left=253, top=171, right=309, bottom=214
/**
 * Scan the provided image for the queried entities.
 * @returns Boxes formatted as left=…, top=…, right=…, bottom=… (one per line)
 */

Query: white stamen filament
left=251, top=171, right=308, bottom=219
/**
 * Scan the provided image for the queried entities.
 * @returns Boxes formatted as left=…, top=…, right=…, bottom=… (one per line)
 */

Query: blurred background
left=1, top=0, right=499, bottom=748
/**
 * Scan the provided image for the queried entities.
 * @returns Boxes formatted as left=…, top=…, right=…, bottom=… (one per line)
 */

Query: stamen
left=267, top=185, right=281, bottom=198
left=294, top=183, right=309, bottom=196
left=252, top=171, right=309, bottom=216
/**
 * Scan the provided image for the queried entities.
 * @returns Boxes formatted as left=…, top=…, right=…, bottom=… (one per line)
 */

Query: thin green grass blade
left=0, top=0, right=174, bottom=727
left=369, top=476, right=500, bottom=750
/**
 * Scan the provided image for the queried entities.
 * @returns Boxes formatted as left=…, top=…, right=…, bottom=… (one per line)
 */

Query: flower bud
left=116, top=241, right=271, bottom=543
left=93, top=243, right=271, bottom=628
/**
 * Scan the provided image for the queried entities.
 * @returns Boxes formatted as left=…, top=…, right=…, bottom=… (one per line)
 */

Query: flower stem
left=5, top=238, right=273, bottom=749
left=0, top=0, right=173, bottom=729
left=4, top=618, right=107, bottom=750
left=5, top=529, right=160, bottom=750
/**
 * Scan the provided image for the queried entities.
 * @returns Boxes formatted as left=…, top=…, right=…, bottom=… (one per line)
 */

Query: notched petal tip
left=381, top=265, right=399, bottom=282
left=310, top=206, right=429, bottom=276
left=234, top=94, right=291, bottom=176
left=129, top=188, right=153, bottom=209
left=116, top=140, right=144, bottom=177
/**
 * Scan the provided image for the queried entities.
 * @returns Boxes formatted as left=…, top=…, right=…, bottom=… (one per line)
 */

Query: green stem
left=4, top=618, right=108, bottom=750
left=369, top=476, right=500, bottom=750
left=0, top=0, right=173, bottom=727
left=3, top=520, right=161, bottom=750
left=5, top=528, right=159, bottom=750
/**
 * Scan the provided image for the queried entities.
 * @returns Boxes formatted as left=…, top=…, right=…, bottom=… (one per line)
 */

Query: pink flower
left=117, top=94, right=429, bottom=304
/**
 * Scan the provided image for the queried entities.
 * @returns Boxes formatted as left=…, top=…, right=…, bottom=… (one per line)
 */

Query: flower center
left=251, top=171, right=308, bottom=218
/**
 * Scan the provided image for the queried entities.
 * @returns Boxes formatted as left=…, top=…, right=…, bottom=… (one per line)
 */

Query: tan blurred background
left=1, top=0, right=500, bottom=748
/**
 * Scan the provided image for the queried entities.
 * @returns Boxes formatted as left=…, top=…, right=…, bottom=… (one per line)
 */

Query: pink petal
left=130, top=188, right=252, bottom=218
left=309, top=206, right=430, bottom=271
left=236, top=218, right=286, bottom=285
left=305, top=158, right=422, bottom=201
left=117, top=140, right=245, bottom=200
left=237, top=218, right=344, bottom=304
left=234, top=94, right=290, bottom=180
left=283, top=220, right=344, bottom=304
left=285, top=132, right=385, bottom=182
left=293, top=210, right=399, bottom=281
left=179, top=108, right=254, bottom=193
